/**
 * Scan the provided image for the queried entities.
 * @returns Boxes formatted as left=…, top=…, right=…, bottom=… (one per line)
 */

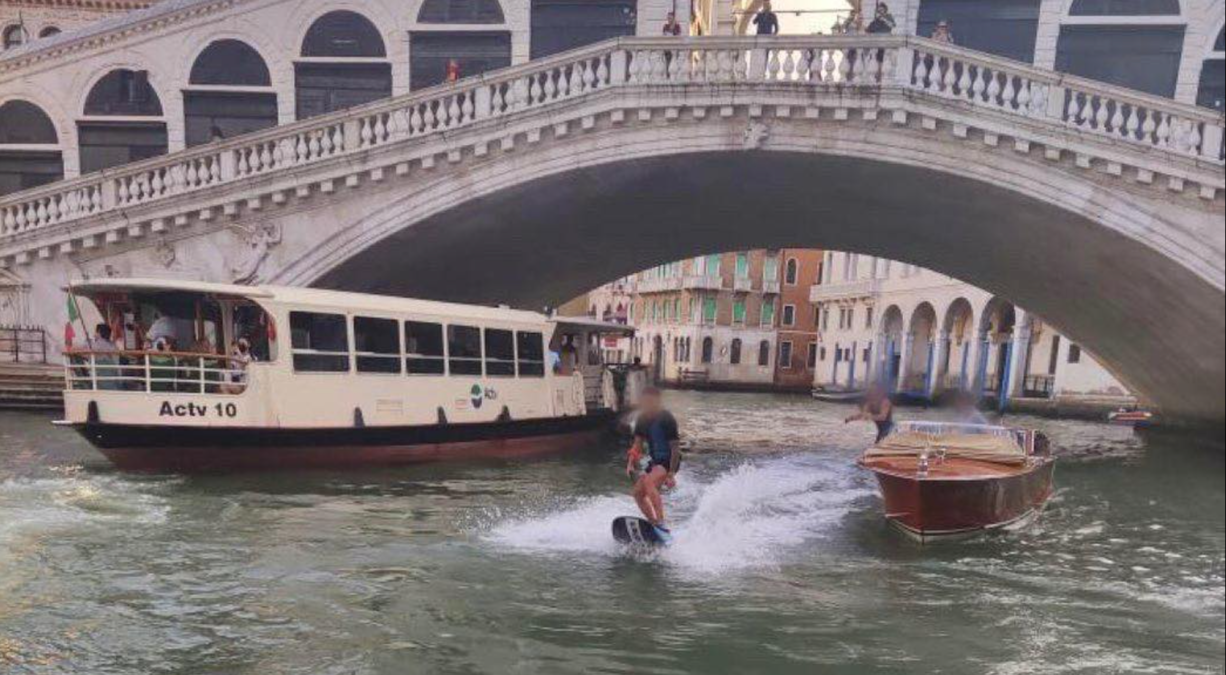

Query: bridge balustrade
left=2, top=35, right=1222, bottom=247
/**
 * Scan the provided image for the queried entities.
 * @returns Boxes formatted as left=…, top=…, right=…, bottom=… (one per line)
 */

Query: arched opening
left=730, top=337, right=742, bottom=365
left=1198, top=27, right=1224, bottom=111
left=1056, top=0, right=1185, bottom=97
left=784, top=257, right=799, bottom=284
left=700, top=336, right=714, bottom=364
left=184, top=40, right=278, bottom=147
left=2, top=24, right=27, bottom=50
left=938, top=297, right=975, bottom=393
left=305, top=146, right=1225, bottom=422
left=976, top=298, right=1017, bottom=398
left=529, top=0, right=637, bottom=60
left=78, top=69, right=167, bottom=173
left=904, top=302, right=938, bottom=395
left=0, top=100, right=63, bottom=196
left=878, top=305, right=905, bottom=389
left=758, top=340, right=770, bottom=367
left=917, top=0, right=1042, bottom=63
left=297, top=11, right=392, bottom=119
left=411, top=0, right=509, bottom=91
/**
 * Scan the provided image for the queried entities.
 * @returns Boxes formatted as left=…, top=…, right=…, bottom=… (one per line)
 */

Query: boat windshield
left=869, top=422, right=1027, bottom=465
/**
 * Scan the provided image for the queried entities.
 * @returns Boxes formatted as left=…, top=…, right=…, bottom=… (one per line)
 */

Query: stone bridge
left=1, top=35, right=1224, bottom=421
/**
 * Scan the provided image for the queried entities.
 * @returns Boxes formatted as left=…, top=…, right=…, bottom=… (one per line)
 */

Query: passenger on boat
left=626, top=387, right=681, bottom=529
left=845, top=383, right=895, bottom=442
left=92, top=323, right=122, bottom=391
left=221, top=338, right=255, bottom=394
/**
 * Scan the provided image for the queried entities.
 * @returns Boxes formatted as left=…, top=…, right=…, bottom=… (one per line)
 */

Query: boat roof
left=550, top=315, right=636, bottom=335
left=64, top=278, right=551, bottom=324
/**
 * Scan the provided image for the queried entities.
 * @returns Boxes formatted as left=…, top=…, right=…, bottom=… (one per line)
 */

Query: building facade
left=628, top=250, right=785, bottom=389
left=810, top=251, right=1134, bottom=409
left=773, top=248, right=824, bottom=390
left=2, top=0, right=152, bottom=51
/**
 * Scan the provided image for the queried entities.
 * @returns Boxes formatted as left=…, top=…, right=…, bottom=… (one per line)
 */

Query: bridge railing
left=2, top=35, right=1222, bottom=248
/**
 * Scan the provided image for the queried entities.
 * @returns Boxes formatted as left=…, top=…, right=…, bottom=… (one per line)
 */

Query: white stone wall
left=811, top=250, right=1133, bottom=402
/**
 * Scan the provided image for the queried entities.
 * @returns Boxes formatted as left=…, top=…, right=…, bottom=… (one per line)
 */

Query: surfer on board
left=626, top=387, right=681, bottom=530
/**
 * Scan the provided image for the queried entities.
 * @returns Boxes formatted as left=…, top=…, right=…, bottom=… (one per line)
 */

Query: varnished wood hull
left=863, top=459, right=1055, bottom=543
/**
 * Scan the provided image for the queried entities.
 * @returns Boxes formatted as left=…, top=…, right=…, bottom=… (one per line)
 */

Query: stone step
left=0, top=400, right=64, bottom=411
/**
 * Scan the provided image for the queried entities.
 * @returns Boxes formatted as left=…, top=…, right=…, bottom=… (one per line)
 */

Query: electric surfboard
left=611, top=516, right=671, bottom=546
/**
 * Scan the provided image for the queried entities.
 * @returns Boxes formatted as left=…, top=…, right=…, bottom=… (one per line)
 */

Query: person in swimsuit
left=626, top=387, right=681, bottom=530
left=845, top=382, right=895, bottom=442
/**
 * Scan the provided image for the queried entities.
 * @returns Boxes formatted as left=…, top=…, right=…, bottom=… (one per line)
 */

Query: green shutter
left=736, top=253, right=749, bottom=278
left=762, top=302, right=775, bottom=326
left=703, top=297, right=717, bottom=323
left=733, top=300, right=746, bottom=324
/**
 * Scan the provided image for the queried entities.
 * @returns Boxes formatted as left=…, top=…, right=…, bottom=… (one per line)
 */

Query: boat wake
left=486, top=453, right=871, bottom=573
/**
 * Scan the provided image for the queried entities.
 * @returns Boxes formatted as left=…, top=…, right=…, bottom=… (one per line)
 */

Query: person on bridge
left=626, top=387, right=682, bottom=530
left=845, top=383, right=895, bottom=442
left=662, top=11, right=682, bottom=36
left=753, top=1, right=779, bottom=35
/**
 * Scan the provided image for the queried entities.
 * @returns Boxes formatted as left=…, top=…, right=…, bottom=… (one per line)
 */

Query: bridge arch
left=245, top=108, right=1221, bottom=420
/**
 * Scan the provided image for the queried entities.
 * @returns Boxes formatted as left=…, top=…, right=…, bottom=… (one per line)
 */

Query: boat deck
left=860, top=456, right=1037, bottom=480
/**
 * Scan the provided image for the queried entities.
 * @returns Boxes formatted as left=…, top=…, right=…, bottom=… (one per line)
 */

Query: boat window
left=405, top=321, right=445, bottom=375
left=516, top=331, right=545, bottom=377
left=448, top=325, right=483, bottom=376
left=290, top=311, right=350, bottom=372
left=354, top=316, right=401, bottom=374
left=484, top=328, right=515, bottom=377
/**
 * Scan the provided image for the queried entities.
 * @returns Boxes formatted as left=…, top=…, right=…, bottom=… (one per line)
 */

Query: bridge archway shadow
left=310, top=151, right=1225, bottom=423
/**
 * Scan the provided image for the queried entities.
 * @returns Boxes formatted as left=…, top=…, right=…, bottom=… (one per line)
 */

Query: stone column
left=970, top=330, right=990, bottom=395
left=896, top=332, right=914, bottom=393
left=928, top=330, right=950, bottom=398
left=1005, top=312, right=1032, bottom=402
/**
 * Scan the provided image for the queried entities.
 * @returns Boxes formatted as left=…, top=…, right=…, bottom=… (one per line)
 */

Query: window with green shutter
left=703, top=297, right=717, bottom=324
left=705, top=254, right=721, bottom=277
left=733, top=299, right=746, bottom=324
left=761, top=302, right=775, bottom=327
left=764, top=257, right=778, bottom=282
left=735, top=253, right=749, bottom=278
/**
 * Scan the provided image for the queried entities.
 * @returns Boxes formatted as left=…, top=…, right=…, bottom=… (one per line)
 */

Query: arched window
left=1198, top=28, right=1225, bottom=112
left=409, top=31, right=510, bottom=90
left=418, top=0, right=505, bottom=23
left=730, top=338, right=742, bottom=365
left=758, top=340, right=771, bottom=367
left=0, top=100, right=63, bottom=196
left=784, top=258, right=799, bottom=284
left=38, top=26, right=60, bottom=39
left=701, top=337, right=714, bottom=364
left=1056, top=0, right=1185, bottom=97
left=530, top=0, right=637, bottom=59
left=184, top=40, right=278, bottom=147
left=297, top=11, right=393, bottom=120
left=917, top=0, right=1041, bottom=63
left=79, top=69, right=167, bottom=173
left=2, top=24, right=27, bottom=50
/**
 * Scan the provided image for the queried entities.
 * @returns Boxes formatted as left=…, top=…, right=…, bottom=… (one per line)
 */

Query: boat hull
left=72, top=411, right=613, bottom=472
left=866, top=460, right=1055, bottom=543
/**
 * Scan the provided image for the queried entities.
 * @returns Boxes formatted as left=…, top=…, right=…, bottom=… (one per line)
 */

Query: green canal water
left=1, top=391, right=1223, bottom=674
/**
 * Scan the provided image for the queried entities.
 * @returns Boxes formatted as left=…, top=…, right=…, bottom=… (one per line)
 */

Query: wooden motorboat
left=857, top=422, right=1055, bottom=543
left=1107, top=408, right=1154, bottom=426
left=811, top=386, right=863, bottom=403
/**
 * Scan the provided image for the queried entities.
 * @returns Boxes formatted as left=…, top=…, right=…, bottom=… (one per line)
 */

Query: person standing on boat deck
left=753, top=1, right=779, bottom=35
left=627, top=387, right=681, bottom=530
left=845, top=383, right=895, bottom=442
left=92, top=323, right=121, bottom=390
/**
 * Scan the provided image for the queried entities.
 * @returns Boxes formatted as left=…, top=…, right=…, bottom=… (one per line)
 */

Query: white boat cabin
left=61, top=279, right=637, bottom=429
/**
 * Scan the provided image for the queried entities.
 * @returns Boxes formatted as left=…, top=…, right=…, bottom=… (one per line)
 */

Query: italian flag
left=65, top=294, right=79, bottom=347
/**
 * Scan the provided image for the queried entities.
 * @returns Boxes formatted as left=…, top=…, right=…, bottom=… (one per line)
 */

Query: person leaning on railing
left=92, top=323, right=122, bottom=390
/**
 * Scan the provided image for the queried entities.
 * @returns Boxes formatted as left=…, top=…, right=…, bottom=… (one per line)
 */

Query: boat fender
left=437, top=407, right=448, bottom=425
left=497, top=405, right=512, bottom=423
left=87, top=400, right=100, bottom=424
left=354, top=408, right=365, bottom=428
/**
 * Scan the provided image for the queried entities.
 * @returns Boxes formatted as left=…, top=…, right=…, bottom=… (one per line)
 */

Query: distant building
left=810, top=251, right=1134, bottom=410
left=628, top=251, right=786, bottom=389
left=1, top=0, right=153, bottom=50
left=773, top=249, right=824, bottom=391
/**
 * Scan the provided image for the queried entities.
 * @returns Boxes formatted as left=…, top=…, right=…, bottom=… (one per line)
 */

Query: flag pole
left=67, top=281, right=94, bottom=351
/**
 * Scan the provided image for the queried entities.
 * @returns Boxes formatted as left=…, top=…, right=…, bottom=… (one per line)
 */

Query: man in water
left=845, top=382, right=895, bottom=442
left=626, top=387, right=681, bottom=531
